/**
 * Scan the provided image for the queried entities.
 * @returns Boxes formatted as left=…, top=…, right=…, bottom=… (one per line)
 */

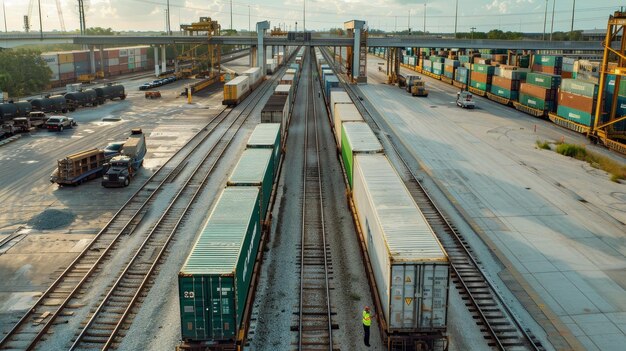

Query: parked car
left=46, top=116, right=76, bottom=131
left=139, top=83, right=152, bottom=91
left=103, top=141, right=125, bottom=157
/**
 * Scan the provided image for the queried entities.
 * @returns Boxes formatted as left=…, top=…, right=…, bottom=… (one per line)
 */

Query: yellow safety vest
left=362, top=310, right=372, bottom=326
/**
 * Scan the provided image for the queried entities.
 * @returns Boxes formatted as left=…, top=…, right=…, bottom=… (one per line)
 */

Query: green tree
left=0, top=49, right=51, bottom=97
left=329, top=28, right=345, bottom=36
left=84, top=27, right=116, bottom=35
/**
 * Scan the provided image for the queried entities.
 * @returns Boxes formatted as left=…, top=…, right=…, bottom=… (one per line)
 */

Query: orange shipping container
left=520, top=83, right=552, bottom=100
left=58, top=53, right=74, bottom=64
left=492, top=76, right=519, bottom=91
left=558, top=91, right=595, bottom=113
left=471, top=71, right=492, bottom=84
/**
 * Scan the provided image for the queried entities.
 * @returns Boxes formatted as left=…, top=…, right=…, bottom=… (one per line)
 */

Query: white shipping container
left=279, top=74, right=294, bottom=85
left=224, top=76, right=250, bottom=101
left=59, top=62, right=74, bottom=74
left=266, top=59, right=277, bottom=74
left=342, top=122, right=383, bottom=153
left=330, top=90, right=352, bottom=118
left=499, top=67, right=529, bottom=80
left=352, top=155, right=449, bottom=332
left=274, top=84, right=292, bottom=96
left=333, top=103, right=363, bottom=147
left=242, top=67, right=262, bottom=86
left=41, top=54, right=59, bottom=65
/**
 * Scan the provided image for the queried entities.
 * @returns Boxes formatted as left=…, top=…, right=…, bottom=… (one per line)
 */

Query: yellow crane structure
left=592, top=11, right=626, bottom=153
left=549, top=11, right=626, bottom=154
left=179, top=17, right=221, bottom=78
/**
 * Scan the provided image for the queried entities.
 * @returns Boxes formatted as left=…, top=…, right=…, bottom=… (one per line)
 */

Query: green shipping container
left=179, top=187, right=261, bottom=342
left=470, top=80, right=490, bottom=91
left=341, top=122, right=383, bottom=188
left=526, top=72, right=561, bottom=89
left=490, top=86, right=518, bottom=100
left=472, top=64, right=495, bottom=75
left=228, top=149, right=275, bottom=219
left=246, top=123, right=281, bottom=174
left=533, top=54, right=562, bottom=67
left=557, top=105, right=594, bottom=126
left=560, top=79, right=598, bottom=98
left=519, top=93, right=554, bottom=111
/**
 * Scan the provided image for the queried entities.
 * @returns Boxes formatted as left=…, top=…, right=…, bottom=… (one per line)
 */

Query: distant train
left=0, top=84, right=126, bottom=122
left=222, top=67, right=263, bottom=106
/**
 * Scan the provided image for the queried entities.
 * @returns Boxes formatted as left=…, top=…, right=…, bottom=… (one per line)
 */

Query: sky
left=0, top=0, right=621, bottom=34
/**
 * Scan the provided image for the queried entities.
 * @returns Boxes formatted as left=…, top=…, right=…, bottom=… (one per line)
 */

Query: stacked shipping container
left=519, top=72, right=561, bottom=112
left=489, top=66, right=528, bottom=101
left=470, top=63, right=495, bottom=92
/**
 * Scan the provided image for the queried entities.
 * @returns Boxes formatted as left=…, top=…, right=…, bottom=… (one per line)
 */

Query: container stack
left=556, top=79, right=598, bottom=127
left=430, top=56, right=444, bottom=75
left=573, top=60, right=600, bottom=83
left=519, top=72, right=561, bottom=112
left=261, top=94, right=289, bottom=137
left=489, top=66, right=528, bottom=101
left=470, top=63, right=495, bottom=92
left=443, top=58, right=459, bottom=80
left=454, top=67, right=469, bottom=86
left=421, top=58, right=432, bottom=73
left=532, top=55, right=562, bottom=75
left=561, top=57, right=576, bottom=79
left=509, top=54, right=530, bottom=68
left=324, top=75, right=339, bottom=99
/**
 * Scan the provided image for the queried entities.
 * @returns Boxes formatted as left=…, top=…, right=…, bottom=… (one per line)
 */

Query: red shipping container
left=107, top=50, right=120, bottom=59
left=532, top=64, right=561, bottom=75
left=520, top=83, right=553, bottom=100
left=73, top=51, right=89, bottom=62
left=141, top=48, right=148, bottom=55
left=119, top=56, right=128, bottom=64
left=561, top=71, right=573, bottom=79
left=558, top=91, right=596, bottom=113
left=471, top=71, right=492, bottom=84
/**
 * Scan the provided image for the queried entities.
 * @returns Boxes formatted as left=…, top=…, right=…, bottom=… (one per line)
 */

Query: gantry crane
left=25, top=0, right=65, bottom=32
left=591, top=11, right=626, bottom=153
left=179, top=17, right=221, bottom=78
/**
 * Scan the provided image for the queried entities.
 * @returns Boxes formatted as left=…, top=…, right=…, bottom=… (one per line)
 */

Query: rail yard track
left=0, top=61, right=289, bottom=351
left=332, top=52, right=545, bottom=350
left=295, top=50, right=335, bottom=351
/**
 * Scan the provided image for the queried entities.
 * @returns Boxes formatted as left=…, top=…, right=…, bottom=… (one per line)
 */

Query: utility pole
left=2, top=0, right=7, bottom=33
left=454, top=0, right=459, bottom=38
left=408, top=10, right=410, bottom=34
left=230, top=0, right=233, bottom=30
left=542, top=0, right=548, bottom=40
left=570, top=0, right=576, bottom=38
left=394, top=16, right=397, bottom=33
left=166, top=0, right=171, bottom=35
left=78, top=0, right=86, bottom=35
left=549, top=0, right=556, bottom=41
left=303, top=0, right=306, bottom=32
left=470, top=26, right=476, bottom=40
left=248, top=5, right=251, bottom=32
left=37, top=0, right=43, bottom=39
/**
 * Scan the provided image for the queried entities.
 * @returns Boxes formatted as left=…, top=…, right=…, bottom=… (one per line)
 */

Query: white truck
left=456, top=91, right=475, bottom=109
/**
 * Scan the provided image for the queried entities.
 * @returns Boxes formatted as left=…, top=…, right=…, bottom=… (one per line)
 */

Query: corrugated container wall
left=227, top=149, right=275, bottom=219
left=341, top=122, right=383, bottom=188
left=330, top=90, right=352, bottom=118
left=246, top=123, right=281, bottom=172
left=178, top=187, right=261, bottom=342
left=224, top=76, right=250, bottom=102
left=352, top=155, right=449, bottom=333
left=333, top=103, right=364, bottom=147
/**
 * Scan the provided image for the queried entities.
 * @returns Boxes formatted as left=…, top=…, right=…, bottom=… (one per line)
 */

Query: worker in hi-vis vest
left=362, top=306, right=375, bottom=347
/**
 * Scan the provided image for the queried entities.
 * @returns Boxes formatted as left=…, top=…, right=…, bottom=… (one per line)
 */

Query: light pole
left=248, top=5, right=251, bottom=32
left=454, top=0, right=459, bottom=38
left=2, top=0, right=7, bottom=33
left=570, top=0, right=576, bottom=38
left=408, top=10, right=411, bottom=34
left=230, top=0, right=233, bottom=30
left=549, top=0, right=556, bottom=41
left=166, top=0, right=171, bottom=35
left=423, top=1, right=426, bottom=34
left=542, top=0, right=548, bottom=40
left=37, top=0, right=42, bottom=39
left=303, top=0, right=306, bottom=32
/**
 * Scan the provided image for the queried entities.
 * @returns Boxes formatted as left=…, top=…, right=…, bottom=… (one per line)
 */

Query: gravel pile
left=28, top=209, right=76, bottom=230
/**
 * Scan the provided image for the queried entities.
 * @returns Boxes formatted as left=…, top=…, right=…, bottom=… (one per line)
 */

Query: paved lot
left=360, top=56, right=626, bottom=350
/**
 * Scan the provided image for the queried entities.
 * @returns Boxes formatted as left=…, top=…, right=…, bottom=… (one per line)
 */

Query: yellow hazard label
left=405, top=276, right=411, bottom=283
left=405, top=298, right=413, bottom=305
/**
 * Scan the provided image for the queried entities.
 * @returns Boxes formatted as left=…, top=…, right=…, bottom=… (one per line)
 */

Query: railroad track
left=332, top=53, right=544, bottom=350
left=69, top=67, right=275, bottom=350
left=295, top=49, right=335, bottom=351
left=0, top=62, right=289, bottom=351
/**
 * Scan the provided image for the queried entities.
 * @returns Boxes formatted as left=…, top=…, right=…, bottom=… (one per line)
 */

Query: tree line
left=0, top=49, right=51, bottom=98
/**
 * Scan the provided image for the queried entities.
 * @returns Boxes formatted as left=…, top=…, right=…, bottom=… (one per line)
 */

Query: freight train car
left=64, top=89, right=98, bottom=110
left=30, top=95, right=68, bottom=113
left=227, top=149, right=275, bottom=220
left=94, top=84, right=127, bottom=104
left=246, top=123, right=281, bottom=172
left=178, top=187, right=262, bottom=345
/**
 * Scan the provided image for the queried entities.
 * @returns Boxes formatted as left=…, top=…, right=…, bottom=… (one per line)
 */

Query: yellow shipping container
left=58, top=53, right=74, bottom=64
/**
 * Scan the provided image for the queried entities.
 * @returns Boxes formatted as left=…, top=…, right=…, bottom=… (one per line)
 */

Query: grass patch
left=536, top=140, right=551, bottom=150
left=555, top=143, right=626, bottom=182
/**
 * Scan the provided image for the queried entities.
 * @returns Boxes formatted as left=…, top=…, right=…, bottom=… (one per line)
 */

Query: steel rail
left=70, top=58, right=294, bottom=351
left=0, top=106, right=234, bottom=350
left=298, top=47, right=334, bottom=351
